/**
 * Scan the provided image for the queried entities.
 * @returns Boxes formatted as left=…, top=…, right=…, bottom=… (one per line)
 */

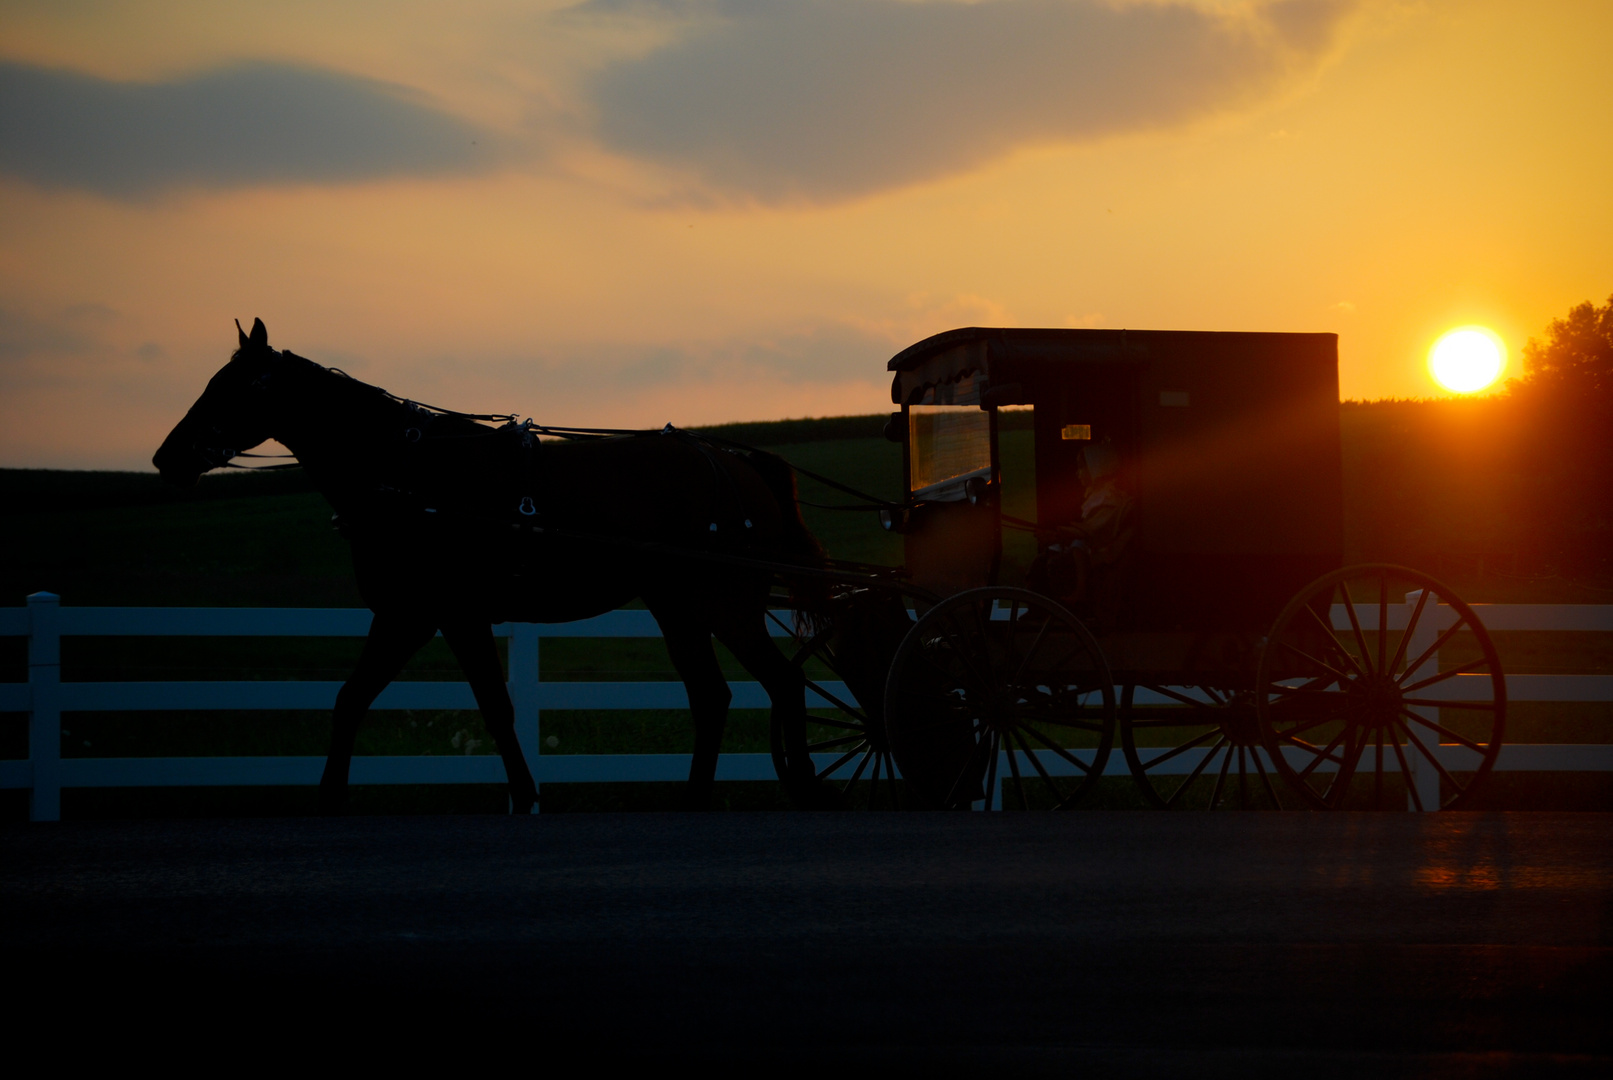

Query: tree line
left=1345, top=293, right=1612, bottom=581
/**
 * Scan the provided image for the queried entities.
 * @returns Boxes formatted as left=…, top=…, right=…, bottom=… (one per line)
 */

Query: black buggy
left=768, top=328, right=1506, bottom=811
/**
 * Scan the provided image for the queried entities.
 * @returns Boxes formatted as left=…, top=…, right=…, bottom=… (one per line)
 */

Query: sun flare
left=1428, top=327, right=1506, bottom=393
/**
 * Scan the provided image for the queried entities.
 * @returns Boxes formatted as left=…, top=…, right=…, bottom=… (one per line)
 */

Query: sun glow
left=1428, top=327, right=1507, bottom=393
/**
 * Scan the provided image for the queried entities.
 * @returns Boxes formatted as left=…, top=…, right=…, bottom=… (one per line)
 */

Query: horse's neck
left=269, top=366, right=413, bottom=508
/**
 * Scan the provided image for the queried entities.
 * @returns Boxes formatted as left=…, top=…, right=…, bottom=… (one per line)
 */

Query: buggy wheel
left=883, top=587, right=1115, bottom=810
left=1255, top=564, right=1506, bottom=811
left=1121, top=682, right=1286, bottom=810
left=767, top=603, right=905, bottom=810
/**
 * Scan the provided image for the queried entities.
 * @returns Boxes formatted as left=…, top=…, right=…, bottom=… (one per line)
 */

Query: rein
left=217, top=349, right=900, bottom=512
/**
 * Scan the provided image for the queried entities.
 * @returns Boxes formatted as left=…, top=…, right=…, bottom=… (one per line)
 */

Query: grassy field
left=3, top=408, right=1609, bottom=816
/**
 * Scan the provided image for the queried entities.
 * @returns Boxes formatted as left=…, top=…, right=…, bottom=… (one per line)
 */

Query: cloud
left=581, top=0, right=1358, bottom=201
left=0, top=60, right=497, bottom=196
left=0, top=303, right=109, bottom=370
left=468, top=321, right=899, bottom=393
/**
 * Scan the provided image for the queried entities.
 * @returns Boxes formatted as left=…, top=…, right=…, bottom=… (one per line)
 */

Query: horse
left=154, top=318, right=829, bottom=813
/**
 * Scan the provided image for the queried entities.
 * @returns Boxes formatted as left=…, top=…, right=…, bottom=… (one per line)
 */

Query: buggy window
left=909, top=405, right=991, bottom=495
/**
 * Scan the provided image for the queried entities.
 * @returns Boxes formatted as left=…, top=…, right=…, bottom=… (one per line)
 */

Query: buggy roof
left=887, top=326, right=1337, bottom=407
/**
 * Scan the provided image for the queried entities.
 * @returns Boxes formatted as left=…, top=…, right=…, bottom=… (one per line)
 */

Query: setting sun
left=1429, top=327, right=1507, bottom=393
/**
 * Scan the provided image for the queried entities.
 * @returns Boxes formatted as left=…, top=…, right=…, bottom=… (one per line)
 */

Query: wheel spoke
left=983, top=730, right=1000, bottom=810
left=1324, top=730, right=1366, bottom=808
left=1270, top=710, right=1354, bottom=741
left=1374, top=727, right=1384, bottom=810
left=956, top=605, right=1006, bottom=692
left=1019, top=723, right=1094, bottom=775
left=1398, top=698, right=1498, bottom=711
left=786, top=621, right=834, bottom=666
left=1139, top=683, right=1223, bottom=709
left=1387, top=586, right=1433, bottom=677
left=1001, top=598, right=1024, bottom=676
left=802, top=677, right=870, bottom=722
left=1207, top=743, right=1234, bottom=809
left=1010, top=611, right=1055, bottom=684
left=1390, top=735, right=1423, bottom=812
left=807, top=715, right=870, bottom=733
left=1276, top=635, right=1357, bottom=684
left=1126, top=716, right=1222, bottom=729
left=1238, top=745, right=1249, bottom=810
left=1376, top=572, right=1390, bottom=675
left=1005, top=736, right=1030, bottom=811
left=1338, top=583, right=1375, bottom=676
left=1009, top=728, right=1066, bottom=805
left=938, top=612, right=998, bottom=696
left=1296, top=726, right=1349, bottom=779
left=817, top=744, right=866, bottom=781
left=1399, top=615, right=1473, bottom=687
left=1302, top=601, right=1365, bottom=677
left=1013, top=712, right=1109, bottom=733
left=1035, top=639, right=1097, bottom=681
left=1400, top=709, right=1492, bottom=753
left=1396, top=719, right=1462, bottom=798
left=1137, top=726, right=1220, bottom=772
left=1399, top=659, right=1494, bottom=695
left=941, top=732, right=993, bottom=808
left=1165, top=737, right=1228, bottom=808
left=1264, top=674, right=1343, bottom=702
left=1250, top=741, right=1281, bottom=809
left=858, top=746, right=877, bottom=792
left=808, top=733, right=866, bottom=752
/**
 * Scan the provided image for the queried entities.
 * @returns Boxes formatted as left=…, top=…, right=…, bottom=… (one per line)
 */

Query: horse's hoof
left=316, top=785, right=347, bottom=816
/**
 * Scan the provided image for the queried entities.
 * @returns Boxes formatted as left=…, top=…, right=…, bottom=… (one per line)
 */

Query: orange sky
left=2, top=0, right=1609, bottom=468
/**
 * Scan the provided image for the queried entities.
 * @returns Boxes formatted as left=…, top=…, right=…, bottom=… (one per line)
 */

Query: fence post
left=508, top=622, right=541, bottom=811
left=27, top=592, right=61, bottom=822
left=1402, top=590, right=1442, bottom=812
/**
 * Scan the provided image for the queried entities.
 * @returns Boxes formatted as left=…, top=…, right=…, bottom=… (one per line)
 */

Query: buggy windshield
left=909, top=405, right=990, bottom=496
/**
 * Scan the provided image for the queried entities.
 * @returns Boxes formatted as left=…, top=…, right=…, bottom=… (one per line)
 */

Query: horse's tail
left=742, top=448, right=833, bottom=627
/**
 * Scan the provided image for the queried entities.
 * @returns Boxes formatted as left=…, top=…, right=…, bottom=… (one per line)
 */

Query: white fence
left=4, top=592, right=1612, bottom=821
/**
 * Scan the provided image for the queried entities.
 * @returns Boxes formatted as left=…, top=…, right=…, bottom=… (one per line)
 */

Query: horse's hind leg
left=713, top=611, right=829, bottom=809
left=652, top=609, right=731, bottom=811
left=320, top=612, right=438, bottom=814
left=441, top=620, right=538, bottom=814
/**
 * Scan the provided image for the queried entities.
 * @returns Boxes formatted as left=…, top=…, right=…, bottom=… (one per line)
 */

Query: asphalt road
left=3, top=812, right=1608, bottom=1074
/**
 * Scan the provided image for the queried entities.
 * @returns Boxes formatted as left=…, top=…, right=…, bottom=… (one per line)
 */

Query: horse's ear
left=236, top=318, right=249, bottom=349
left=250, top=318, right=268, bottom=349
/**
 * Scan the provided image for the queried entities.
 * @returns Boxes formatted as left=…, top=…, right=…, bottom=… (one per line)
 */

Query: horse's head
left=153, top=317, right=283, bottom=487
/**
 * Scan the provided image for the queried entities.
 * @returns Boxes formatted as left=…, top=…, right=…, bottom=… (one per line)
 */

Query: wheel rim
left=1255, top=564, right=1506, bottom=811
left=884, top=587, right=1115, bottom=810
left=1121, top=681, right=1286, bottom=810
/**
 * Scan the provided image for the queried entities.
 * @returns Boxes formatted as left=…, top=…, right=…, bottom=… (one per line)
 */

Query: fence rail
left=6, top=593, right=1612, bottom=820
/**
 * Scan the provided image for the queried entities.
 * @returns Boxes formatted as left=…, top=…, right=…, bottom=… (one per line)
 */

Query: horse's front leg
left=654, top=613, right=731, bottom=811
left=441, top=620, right=538, bottom=814
left=320, top=612, right=437, bottom=814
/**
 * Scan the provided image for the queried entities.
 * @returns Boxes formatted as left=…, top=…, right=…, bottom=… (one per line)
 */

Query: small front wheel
left=883, top=587, right=1115, bottom=809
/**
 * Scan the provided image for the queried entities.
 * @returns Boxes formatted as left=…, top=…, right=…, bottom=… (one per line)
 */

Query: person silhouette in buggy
left=1031, top=440, right=1135, bottom=616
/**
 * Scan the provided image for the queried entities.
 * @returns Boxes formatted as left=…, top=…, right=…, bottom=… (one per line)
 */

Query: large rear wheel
left=883, top=587, right=1115, bottom=810
left=1255, top=564, right=1505, bottom=810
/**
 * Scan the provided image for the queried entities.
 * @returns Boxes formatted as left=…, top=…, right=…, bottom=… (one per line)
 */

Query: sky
left=1, top=0, right=1609, bottom=469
